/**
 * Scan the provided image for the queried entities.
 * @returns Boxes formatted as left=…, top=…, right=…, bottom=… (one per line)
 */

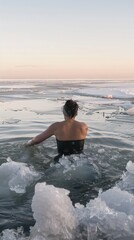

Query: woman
left=27, top=99, right=88, bottom=159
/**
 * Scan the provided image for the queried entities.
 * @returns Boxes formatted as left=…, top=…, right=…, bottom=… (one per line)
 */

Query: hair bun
left=64, top=100, right=78, bottom=118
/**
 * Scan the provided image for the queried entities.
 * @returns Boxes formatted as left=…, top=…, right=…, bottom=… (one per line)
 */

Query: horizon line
left=0, top=78, right=134, bottom=81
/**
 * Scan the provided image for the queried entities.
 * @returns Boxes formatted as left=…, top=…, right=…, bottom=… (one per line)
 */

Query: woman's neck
left=64, top=116, right=75, bottom=121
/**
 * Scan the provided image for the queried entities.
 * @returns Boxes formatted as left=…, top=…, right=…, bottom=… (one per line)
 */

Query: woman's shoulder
left=49, top=121, right=65, bottom=128
left=75, top=120, right=88, bottom=128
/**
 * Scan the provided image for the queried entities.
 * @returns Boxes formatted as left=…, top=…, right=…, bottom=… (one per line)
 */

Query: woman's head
left=63, top=99, right=79, bottom=118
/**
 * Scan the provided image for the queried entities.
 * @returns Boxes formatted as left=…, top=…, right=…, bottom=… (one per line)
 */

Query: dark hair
left=63, top=99, right=79, bottom=118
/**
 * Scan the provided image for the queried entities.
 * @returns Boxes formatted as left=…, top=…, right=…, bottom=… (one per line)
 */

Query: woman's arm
left=26, top=123, right=57, bottom=146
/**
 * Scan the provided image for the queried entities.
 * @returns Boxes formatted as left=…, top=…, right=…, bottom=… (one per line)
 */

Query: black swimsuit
left=54, top=139, right=85, bottom=162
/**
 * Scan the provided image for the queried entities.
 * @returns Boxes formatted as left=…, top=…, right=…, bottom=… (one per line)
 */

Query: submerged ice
left=50, top=154, right=101, bottom=182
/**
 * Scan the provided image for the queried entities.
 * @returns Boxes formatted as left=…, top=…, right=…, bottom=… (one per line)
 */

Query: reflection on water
left=0, top=80, right=134, bottom=239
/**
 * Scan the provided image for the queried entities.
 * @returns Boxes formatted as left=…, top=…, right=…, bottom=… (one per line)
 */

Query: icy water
left=0, top=79, right=134, bottom=240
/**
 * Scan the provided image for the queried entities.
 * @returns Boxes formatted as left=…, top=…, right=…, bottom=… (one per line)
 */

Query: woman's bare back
left=54, top=119, right=88, bottom=141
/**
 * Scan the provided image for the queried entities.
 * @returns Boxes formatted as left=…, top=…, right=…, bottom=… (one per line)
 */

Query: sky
left=0, top=0, right=134, bottom=80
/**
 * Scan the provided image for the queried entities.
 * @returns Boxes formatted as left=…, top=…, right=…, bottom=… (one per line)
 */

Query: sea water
left=0, top=79, right=134, bottom=239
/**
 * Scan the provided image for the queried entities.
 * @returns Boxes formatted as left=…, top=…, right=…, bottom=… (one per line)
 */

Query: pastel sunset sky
left=0, top=0, right=134, bottom=80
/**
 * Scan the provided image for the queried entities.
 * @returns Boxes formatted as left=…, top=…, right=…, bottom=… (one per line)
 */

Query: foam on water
left=0, top=157, right=40, bottom=193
